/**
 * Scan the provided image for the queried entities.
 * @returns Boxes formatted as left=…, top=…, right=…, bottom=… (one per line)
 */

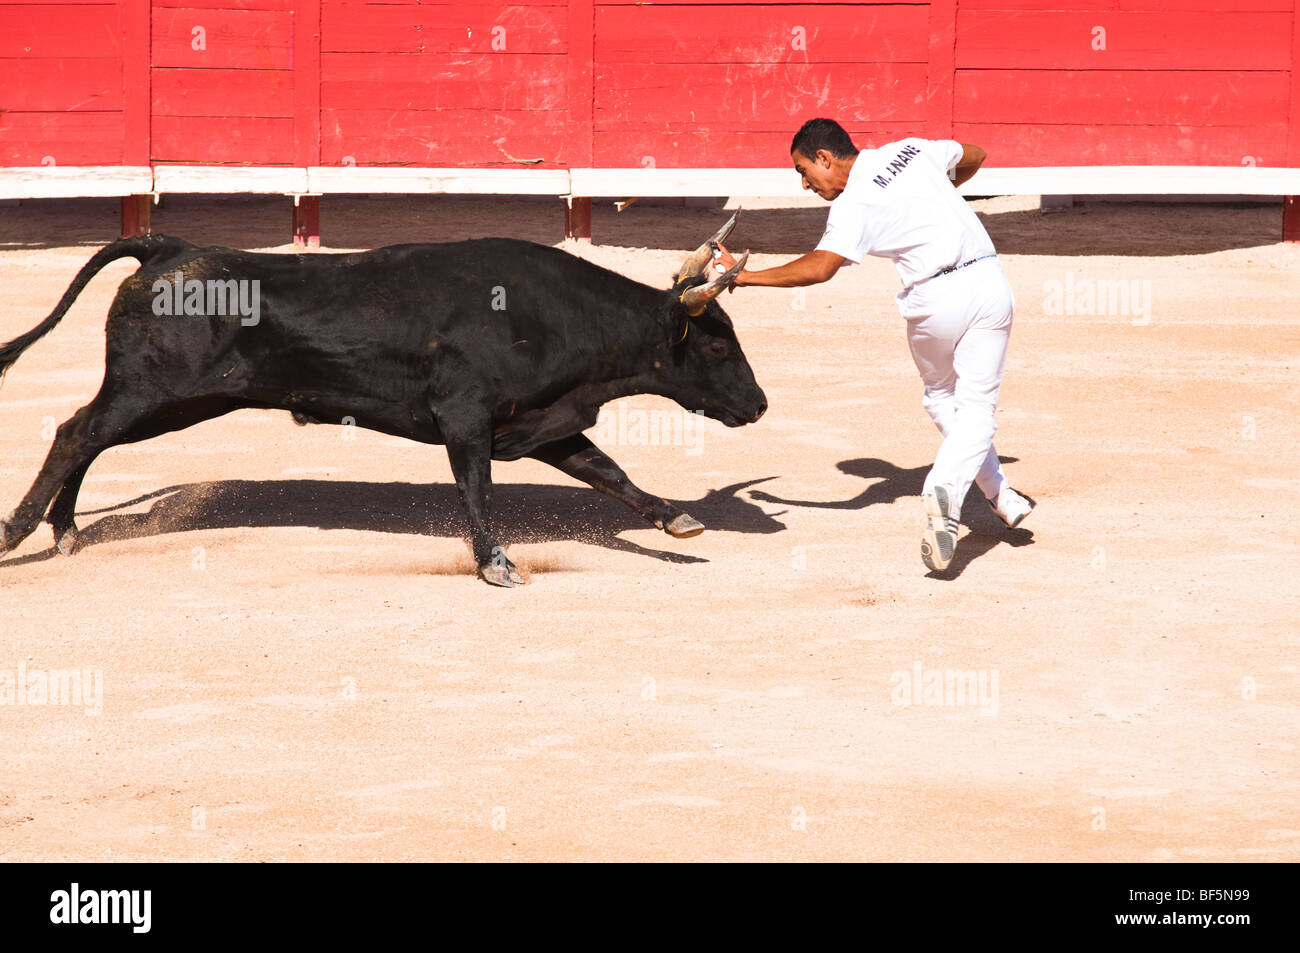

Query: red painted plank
left=320, top=107, right=570, bottom=165
left=0, top=112, right=124, bottom=164
left=595, top=63, right=928, bottom=124
left=295, top=0, right=322, bottom=167
left=0, top=58, right=123, bottom=111
left=952, top=122, right=1290, bottom=166
left=153, top=0, right=294, bottom=8
left=955, top=69, right=1291, bottom=125
left=321, top=52, right=567, bottom=110
left=152, top=67, right=294, bottom=117
left=0, top=4, right=120, bottom=57
left=1288, top=0, right=1300, bottom=167
left=152, top=8, right=292, bottom=69
left=152, top=115, right=295, bottom=163
left=568, top=0, right=594, bottom=166
left=593, top=124, right=918, bottom=168
left=322, top=3, right=566, bottom=54
left=122, top=0, right=149, bottom=165
left=955, top=11, right=1292, bottom=70
left=925, top=0, right=957, bottom=139
left=958, top=1, right=1292, bottom=10
left=594, top=4, right=927, bottom=63
left=595, top=0, right=926, bottom=5
left=324, top=0, right=563, bottom=6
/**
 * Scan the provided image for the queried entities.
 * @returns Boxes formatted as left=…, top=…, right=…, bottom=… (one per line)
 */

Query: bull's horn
left=673, top=207, right=742, bottom=283
left=680, top=250, right=749, bottom=317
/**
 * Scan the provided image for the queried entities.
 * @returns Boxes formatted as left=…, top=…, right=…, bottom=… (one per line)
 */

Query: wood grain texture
left=955, top=11, right=1293, bottom=70
left=953, top=121, right=1290, bottom=166
left=151, top=7, right=293, bottom=70
left=594, top=4, right=928, bottom=63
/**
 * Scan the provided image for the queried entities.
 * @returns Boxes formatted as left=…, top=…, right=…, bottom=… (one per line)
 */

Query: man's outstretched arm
left=716, top=246, right=845, bottom=289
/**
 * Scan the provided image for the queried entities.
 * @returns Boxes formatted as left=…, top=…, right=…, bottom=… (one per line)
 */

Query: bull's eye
left=706, top=339, right=731, bottom=359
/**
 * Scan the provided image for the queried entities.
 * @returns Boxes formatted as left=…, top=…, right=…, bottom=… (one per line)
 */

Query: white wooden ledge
left=0, top=166, right=153, bottom=199
left=569, top=165, right=1300, bottom=199
left=307, top=166, right=570, bottom=195
left=151, top=165, right=309, bottom=194
left=959, top=166, right=1300, bottom=197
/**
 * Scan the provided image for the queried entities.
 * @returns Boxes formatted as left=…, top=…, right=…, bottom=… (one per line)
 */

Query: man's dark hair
left=791, top=118, right=859, bottom=160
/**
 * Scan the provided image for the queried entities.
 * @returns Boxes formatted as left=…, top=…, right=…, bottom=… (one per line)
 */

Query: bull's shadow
left=750, top=457, right=1034, bottom=578
left=0, top=476, right=785, bottom=569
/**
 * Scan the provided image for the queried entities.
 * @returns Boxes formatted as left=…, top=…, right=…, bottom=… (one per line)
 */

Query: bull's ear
left=667, top=312, right=690, bottom=350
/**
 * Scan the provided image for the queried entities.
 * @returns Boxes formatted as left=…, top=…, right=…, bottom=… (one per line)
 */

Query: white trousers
left=898, top=259, right=1014, bottom=520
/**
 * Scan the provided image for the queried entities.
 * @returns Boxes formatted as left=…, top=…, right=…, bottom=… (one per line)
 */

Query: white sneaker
left=990, top=487, right=1034, bottom=529
left=921, top=485, right=959, bottom=572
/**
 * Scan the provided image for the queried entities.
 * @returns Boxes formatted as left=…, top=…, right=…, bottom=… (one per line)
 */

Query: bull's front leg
left=433, top=403, right=525, bottom=587
left=529, top=435, right=705, bottom=538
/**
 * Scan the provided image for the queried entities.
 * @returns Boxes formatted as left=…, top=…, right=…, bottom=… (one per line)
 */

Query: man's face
left=792, top=148, right=840, bottom=201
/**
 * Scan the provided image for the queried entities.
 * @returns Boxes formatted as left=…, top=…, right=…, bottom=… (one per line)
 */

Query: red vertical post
left=294, top=0, right=323, bottom=244
left=925, top=0, right=958, bottom=141
left=1285, top=0, right=1300, bottom=241
left=565, top=197, right=592, bottom=242
left=121, top=195, right=151, bottom=237
left=293, top=196, right=321, bottom=248
left=566, top=0, right=595, bottom=240
left=121, top=0, right=152, bottom=236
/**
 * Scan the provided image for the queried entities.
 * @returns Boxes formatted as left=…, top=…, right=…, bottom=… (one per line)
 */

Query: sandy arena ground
left=0, top=192, right=1296, bottom=861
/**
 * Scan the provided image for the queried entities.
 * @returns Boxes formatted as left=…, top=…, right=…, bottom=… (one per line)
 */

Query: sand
left=0, top=192, right=1296, bottom=861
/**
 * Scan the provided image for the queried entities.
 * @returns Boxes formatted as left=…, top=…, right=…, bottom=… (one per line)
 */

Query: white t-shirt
left=814, top=137, right=996, bottom=289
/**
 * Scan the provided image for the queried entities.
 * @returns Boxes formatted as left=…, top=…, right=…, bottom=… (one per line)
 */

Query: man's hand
left=714, top=243, right=844, bottom=290
left=712, top=243, right=741, bottom=288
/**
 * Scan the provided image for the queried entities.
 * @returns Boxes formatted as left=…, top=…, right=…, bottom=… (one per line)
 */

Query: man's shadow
left=750, top=457, right=1034, bottom=578
left=0, top=477, right=786, bottom=571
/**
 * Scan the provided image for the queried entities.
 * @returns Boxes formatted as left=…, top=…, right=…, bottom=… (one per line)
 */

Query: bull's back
left=109, top=238, right=646, bottom=425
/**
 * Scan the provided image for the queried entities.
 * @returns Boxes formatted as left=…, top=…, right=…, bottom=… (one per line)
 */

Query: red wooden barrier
left=1, top=0, right=1297, bottom=237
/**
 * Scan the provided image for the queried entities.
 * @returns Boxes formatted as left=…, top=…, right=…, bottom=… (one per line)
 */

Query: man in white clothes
left=714, top=118, right=1033, bottom=572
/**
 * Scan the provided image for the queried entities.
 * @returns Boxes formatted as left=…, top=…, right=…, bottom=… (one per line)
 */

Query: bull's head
left=660, top=209, right=767, bottom=428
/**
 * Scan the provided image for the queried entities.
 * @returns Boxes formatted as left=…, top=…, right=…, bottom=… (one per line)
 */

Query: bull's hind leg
left=0, top=398, right=142, bottom=556
left=529, top=435, right=704, bottom=538
left=47, top=460, right=92, bottom=555
left=43, top=397, right=241, bottom=556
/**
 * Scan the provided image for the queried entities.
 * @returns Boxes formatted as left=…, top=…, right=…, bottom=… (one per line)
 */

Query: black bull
left=0, top=226, right=766, bottom=586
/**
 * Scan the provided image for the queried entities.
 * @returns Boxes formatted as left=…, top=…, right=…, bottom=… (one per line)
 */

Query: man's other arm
left=951, top=143, right=986, bottom=188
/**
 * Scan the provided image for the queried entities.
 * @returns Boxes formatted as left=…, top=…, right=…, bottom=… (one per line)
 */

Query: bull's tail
left=0, top=234, right=191, bottom=381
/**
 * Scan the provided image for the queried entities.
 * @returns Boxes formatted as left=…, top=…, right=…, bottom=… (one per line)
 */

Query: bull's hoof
left=54, top=522, right=80, bottom=557
left=0, top=522, right=11, bottom=558
left=664, top=513, right=705, bottom=538
left=479, top=554, right=527, bottom=587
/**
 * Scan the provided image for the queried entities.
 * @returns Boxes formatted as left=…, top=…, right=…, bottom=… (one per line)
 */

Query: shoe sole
left=921, top=486, right=956, bottom=572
